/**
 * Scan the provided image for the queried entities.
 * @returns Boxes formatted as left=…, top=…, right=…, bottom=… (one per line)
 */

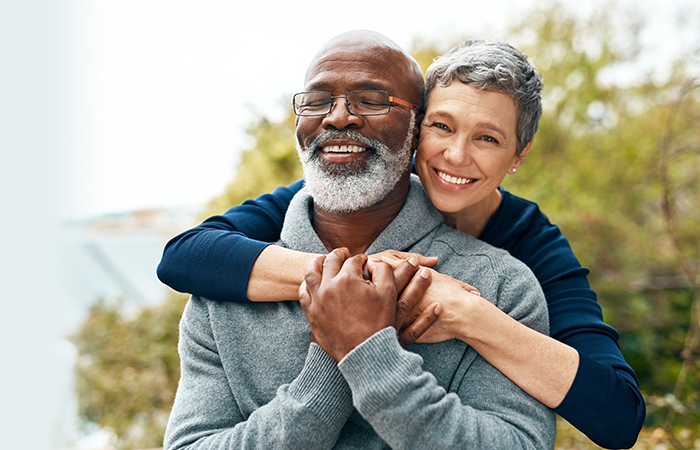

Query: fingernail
left=420, top=267, right=430, bottom=279
left=434, top=303, right=443, bottom=315
left=408, top=257, right=418, bottom=267
left=470, top=290, right=480, bottom=296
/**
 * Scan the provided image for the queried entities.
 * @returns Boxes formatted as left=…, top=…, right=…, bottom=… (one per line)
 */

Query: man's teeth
left=323, top=145, right=366, bottom=153
left=437, top=170, right=474, bottom=185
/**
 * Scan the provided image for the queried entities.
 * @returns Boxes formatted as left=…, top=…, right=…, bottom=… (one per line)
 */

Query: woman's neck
left=441, top=189, right=503, bottom=238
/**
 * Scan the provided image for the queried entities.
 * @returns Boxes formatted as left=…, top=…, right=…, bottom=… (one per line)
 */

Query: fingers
left=369, top=250, right=439, bottom=269
left=431, top=269, right=480, bottom=297
left=298, top=280, right=310, bottom=306
left=303, top=254, right=326, bottom=294
left=392, top=257, right=420, bottom=293
left=322, top=247, right=351, bottom=279
left=341, top=252, right=369, bottom=280
left=394, top=267, right=432, bottom=329
left=405, top=254, right=439, bottom=268
left=454, top=278, right=480, bottom=296
left=365, top=258, right=397, bottom=298
left=398, top=303, right=442, bottom=350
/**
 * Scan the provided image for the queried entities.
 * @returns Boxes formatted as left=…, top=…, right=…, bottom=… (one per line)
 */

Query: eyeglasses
left=292, top=90, right=422, bottom=117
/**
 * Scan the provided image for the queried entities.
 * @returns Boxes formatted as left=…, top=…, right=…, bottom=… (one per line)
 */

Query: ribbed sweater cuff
left=289, top=343, right=353, bottom=426
left=239, top=240, right=272, bottom=302
left=338, top=327, right=422, bottom=415
left=555, top=352, right=645, bottom=448
left=555, top=351, right=608, bottom=419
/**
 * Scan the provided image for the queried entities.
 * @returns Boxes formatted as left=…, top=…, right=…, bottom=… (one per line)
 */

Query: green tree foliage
left=71, top=292, right=188, bottom=449
left=73, top=2, right=700, bottom=448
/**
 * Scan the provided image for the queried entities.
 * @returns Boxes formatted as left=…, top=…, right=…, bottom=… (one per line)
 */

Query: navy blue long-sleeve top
left=157, top=179, right=645, bottom=449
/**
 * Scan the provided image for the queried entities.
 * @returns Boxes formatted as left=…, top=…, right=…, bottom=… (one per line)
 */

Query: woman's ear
left=512, top=138, right=534, bottom=170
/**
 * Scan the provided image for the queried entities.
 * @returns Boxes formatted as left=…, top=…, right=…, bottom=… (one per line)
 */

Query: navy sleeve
left=480, top=190, right=645, bottom=449
left=156, top=179, right=304, bottom=302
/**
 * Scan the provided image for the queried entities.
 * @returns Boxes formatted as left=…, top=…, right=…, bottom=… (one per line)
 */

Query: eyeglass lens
left=293, top=91, right=392, bottom=116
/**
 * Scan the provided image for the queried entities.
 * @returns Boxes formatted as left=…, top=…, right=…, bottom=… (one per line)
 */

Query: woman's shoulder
left=481, top=188, right=583, bottom=275
left=481, top=188, right=558, bottom=245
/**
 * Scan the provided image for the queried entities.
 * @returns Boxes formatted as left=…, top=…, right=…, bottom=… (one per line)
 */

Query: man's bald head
left=304, top=30, right=424, bottom=109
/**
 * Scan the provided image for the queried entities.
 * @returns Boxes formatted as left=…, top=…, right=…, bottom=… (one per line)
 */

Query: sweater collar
left=280, top=175, right=444, bottom=254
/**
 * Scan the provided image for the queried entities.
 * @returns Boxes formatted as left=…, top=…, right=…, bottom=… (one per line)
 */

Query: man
left=164, top=31, right=555, bottom=449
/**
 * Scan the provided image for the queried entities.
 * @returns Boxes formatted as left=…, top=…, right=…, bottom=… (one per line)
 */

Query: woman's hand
left=369, top=250, right=439, bottom=269
left=371, top=250, right=480, bottom=296
left=400, top=269, right=484, bottom=345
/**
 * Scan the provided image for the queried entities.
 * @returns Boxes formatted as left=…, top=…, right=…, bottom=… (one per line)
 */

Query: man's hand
left=386, top=258, right=442, bottom=349
left=299, top=248, right=398, bottom=361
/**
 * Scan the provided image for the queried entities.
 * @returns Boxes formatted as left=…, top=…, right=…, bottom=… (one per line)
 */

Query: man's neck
left=312, top=176, right=410, bottom=255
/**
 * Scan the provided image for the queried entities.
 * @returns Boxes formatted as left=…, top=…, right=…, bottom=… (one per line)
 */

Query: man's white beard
left=297, top=112, right=416, bottom=213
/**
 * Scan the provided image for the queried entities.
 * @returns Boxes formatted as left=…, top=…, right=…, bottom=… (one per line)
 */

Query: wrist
left=247, top=246, right=318, bottom=302
left=454, top=296, right=501, bottom=343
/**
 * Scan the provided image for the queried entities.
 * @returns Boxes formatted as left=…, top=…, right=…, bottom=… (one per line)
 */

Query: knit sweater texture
left=163, top=177, right=555, bottom=450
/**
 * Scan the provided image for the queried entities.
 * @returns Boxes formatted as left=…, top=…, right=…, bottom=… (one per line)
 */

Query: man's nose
left=321, top=97, right=364, bottom=130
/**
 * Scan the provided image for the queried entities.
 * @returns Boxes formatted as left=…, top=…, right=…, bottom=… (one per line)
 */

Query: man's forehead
left=301, top=31, right=424, bottom=104
left=306, top=42, right=400, bottom=74
left=304, top=57, right=397, bottom=90
left=304, top=47, right=417, bottom=96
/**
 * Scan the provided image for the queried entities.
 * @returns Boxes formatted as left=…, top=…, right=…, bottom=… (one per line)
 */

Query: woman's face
left=415, top=82, right=531, bottom=214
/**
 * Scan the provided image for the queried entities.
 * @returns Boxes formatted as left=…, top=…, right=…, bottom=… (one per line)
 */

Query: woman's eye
left=482, top=135, right=499, bottom=144
left=432, top=122, right=450, bottom=131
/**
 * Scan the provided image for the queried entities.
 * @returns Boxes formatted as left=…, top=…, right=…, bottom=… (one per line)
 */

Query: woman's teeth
left=437, top=170, right=474, bottom=185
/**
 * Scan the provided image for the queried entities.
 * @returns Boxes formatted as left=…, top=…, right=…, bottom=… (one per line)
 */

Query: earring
left=511, top=168, right=517, bottom=174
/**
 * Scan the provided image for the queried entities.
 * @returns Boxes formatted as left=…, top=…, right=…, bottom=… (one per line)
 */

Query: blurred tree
left=72, top=292, right=188, bottom=449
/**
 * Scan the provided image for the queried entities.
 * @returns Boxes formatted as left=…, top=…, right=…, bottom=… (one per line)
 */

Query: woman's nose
left=443, top=139, right=473, bottom=166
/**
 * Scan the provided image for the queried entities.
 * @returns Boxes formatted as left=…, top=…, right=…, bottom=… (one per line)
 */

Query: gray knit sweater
left=164, top=176, right=555, bottom=449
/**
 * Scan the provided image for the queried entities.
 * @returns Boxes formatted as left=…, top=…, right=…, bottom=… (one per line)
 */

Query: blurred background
left=2, top=0, right=699, bottom=448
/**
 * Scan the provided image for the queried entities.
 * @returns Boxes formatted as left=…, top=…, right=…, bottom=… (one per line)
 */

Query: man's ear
left=412, top=112, right=424, bottom=151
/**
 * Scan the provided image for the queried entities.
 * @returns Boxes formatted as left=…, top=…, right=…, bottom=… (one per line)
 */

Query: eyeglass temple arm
left=389, top=96, right=423, bottom=113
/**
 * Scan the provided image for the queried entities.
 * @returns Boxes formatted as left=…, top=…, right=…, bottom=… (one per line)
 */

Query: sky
left=58, top=0, right=520, bottom=219
left=55, top=0, right=698, bottom=220
left=1, top=0, right=698, bottom=449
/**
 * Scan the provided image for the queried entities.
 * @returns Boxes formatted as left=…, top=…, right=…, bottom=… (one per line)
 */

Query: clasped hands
left=298, top=247, right=480, bottom=361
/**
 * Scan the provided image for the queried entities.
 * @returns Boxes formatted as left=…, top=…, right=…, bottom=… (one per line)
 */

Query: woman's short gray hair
left=425, top=40, right=544, bottom=154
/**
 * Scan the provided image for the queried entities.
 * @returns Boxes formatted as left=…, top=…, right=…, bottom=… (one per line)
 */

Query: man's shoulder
left=429, top=223, right=515, bottom=263
left=426, top=224, right=548, bottom=333
left=425, top=224, right=534, bottom=285
left=183, top=296, right=288, bottom=327
left=182, top=296, right=309, bottom=347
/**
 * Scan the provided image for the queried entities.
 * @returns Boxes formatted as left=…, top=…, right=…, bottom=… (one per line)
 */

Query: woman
left=158, top=40, right=645, bottom=448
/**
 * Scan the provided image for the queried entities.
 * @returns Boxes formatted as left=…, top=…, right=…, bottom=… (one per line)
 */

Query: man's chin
left=304, top=168, right=391, bottom=213
left=316, top=159, right=369, bottom=177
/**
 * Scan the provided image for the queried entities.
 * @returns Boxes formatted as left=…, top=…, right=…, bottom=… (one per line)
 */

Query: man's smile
left=316, top=141, right=371, bottom=164
left=322, top=145, right=367, bottom=153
